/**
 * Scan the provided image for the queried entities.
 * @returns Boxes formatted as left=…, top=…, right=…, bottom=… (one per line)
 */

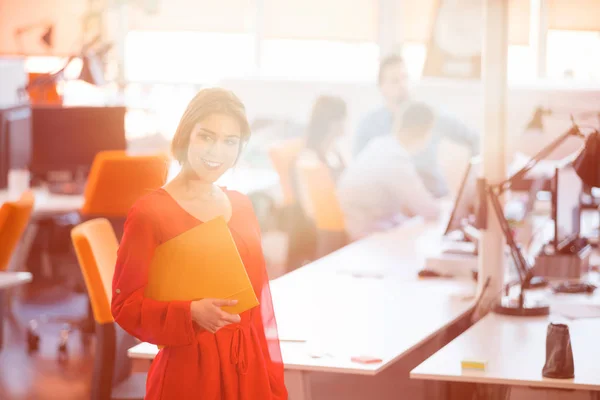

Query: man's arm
left=436, top=110, right=481, bottom=155
left=387, top=158, right=440, bottom=220
left=353, top=109, right=392, bottom=157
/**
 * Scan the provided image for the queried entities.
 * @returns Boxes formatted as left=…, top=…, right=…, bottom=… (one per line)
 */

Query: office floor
left=0, top=280, right=93, bottom=400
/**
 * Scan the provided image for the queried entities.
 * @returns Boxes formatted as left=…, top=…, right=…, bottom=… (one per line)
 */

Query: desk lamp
left=14, top=23, right=54, bottom=52
left=18, top=35, right=109, bottom=103
left=526, top=107, right=600, bottom=132
left=480, top=123, right=600, bottom=316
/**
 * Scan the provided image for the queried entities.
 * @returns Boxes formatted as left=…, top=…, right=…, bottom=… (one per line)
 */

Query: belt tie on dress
left=229, top=325, right=249, bottom=375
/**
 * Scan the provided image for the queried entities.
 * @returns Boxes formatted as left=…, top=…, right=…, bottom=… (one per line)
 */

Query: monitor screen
left=553, top=165, right=582, bottom=250
left=30, top=106, right=126, bottom=180
left=444, top=156, right=481, bottom=235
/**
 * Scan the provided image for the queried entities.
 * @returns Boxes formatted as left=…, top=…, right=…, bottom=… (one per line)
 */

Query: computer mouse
left=418, top=269, right=442, bottom=278
left=552, top=281, right=597, bottom=294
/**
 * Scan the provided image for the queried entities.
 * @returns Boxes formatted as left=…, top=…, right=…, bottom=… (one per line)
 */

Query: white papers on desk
left=552, top=303, right=600, bottom=320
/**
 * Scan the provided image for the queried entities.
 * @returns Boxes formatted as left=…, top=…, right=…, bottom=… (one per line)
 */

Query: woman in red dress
left=111, top=88, right=288, bottom=399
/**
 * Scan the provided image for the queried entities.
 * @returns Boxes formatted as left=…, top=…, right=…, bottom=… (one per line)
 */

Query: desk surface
left=0, top=188, right=83, bottom=217
left=129, top=215, right=476, bottom=375
left=0, top=272, right=32, bottom=289
left=411, top=311, right=600, bottom=391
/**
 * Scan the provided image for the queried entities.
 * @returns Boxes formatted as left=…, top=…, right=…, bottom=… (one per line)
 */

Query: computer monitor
left=552, top=164, right=583, bottom=251
left=444, top=156, right=481, bottom=236
left=30, top=106, right=126, bottom=181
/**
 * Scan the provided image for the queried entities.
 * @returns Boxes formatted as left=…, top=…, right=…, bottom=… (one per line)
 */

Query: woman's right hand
left=190, top=299, right=241, bottom=333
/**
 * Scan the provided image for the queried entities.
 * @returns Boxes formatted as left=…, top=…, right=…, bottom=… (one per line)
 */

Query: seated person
left=354, top=54, right=480, bottom=198
left=286, top=95, right=347, bottom=268
left=338, top=102, right=440, bottom=241
left=292, top=95, right=347, bottom=184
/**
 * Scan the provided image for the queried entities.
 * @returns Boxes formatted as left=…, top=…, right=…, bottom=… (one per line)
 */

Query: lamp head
left=41, top=25, right=53, bottom=48
left=526, top=107, right=551, bottom=131
left=573, top=130, right=600, bottom=188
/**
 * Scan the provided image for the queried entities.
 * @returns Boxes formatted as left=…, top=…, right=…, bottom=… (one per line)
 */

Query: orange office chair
left=268, top=139, right=314, bottom=270
left=81, top=151, right=169, bottom=219
left=30, top=151, right=168, bottom=354
left=49, top=150, right=168, bottom=277
left=71, top=218, right=145, bottom=400
left=296, top=160, right=347, bottom=258
left=0, top=191, right=34, bottom=349
left=0, top=191, right=35, bottom=272
left=48, top=150, right=168, bottom=263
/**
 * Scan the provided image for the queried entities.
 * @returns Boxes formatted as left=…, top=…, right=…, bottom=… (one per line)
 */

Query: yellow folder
left=145, top=216, right=259, bottom=317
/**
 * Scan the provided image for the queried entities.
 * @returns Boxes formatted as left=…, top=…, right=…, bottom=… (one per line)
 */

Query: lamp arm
left=486, top=185, right=531, bottom=285
left=495, top=124, right=583, bottom=195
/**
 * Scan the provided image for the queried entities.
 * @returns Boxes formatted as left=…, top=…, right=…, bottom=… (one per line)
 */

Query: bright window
left=546, top=30, right=600, bottom=81
left=401, top=43, right=427, bottom=79
left=401, top=43, right=536, bottom=83
left=259, top=39, right=379, bottom=82
left=125, top=31, right=256, bottom=84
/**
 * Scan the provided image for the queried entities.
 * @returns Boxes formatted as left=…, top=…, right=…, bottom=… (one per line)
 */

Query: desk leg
left=13, top=222, right=38, bottom=273
left=284, top=370, right=312, bottom=400
left=0, top=289, right=5, bottom=351
left=474, top=384, right=511, bottom=400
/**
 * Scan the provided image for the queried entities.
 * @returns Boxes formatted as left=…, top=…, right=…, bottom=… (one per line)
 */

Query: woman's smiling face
left=186, top=113, right=242, bottom=183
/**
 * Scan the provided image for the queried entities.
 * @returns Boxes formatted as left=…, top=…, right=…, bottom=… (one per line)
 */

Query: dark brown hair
left=171, top=88, right=251, bottom=165
left=378, top=54, right=405, bottom=85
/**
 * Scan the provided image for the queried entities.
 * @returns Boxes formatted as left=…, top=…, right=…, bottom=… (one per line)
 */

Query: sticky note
left=461, top=359, right=487, bottom=370
left=351, top=355, right=383, bottom=364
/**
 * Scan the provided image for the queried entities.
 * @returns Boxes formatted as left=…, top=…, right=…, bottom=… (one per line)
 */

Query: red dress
left=111, top=188, right=288, bottom=400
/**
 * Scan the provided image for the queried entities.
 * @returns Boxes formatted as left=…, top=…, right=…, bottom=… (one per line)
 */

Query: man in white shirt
left=338, top=102, right=441, bottom=241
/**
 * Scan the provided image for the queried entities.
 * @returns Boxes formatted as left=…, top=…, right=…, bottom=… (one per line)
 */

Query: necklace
left=198, top=185, right=220, bottom=202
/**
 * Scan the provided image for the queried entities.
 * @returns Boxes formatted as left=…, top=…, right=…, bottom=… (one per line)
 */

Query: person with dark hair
left=339, top=102, right=441, bottom=240
left=354, top=54, right=480, bottom=198
left=300, top=95, right=347, bottom=177
left=286, top=95, right=347, bottom=269
left=111, top=88, right=288, bottom=400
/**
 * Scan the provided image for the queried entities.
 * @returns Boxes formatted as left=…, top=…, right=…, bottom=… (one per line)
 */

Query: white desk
left=0, top=166, right=279, bottom=217
left=0, top=188, right=83, bottom=278
left=128, top=216, right=476, bottom=400
left=0, top=188, right=83, bottom=218
left=0, top=272, right=32, bottom=289
left=410, top=312, right=600, bottom=393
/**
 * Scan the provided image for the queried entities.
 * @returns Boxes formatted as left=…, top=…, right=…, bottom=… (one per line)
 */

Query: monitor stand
left=424, top=230, right=478, bottom=278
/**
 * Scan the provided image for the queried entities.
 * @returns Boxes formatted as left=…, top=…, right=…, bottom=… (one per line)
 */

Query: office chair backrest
left=0, top=191, right=34, bottom=272
left=71, top=218, right=136, bottom=400
left=81, top=151, right=168, bottom=218
left=71, top=218, right=117, bottom=324
left=268, top=138, right=305, bottom=205
left=296, top=160, right=346, bottom=257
